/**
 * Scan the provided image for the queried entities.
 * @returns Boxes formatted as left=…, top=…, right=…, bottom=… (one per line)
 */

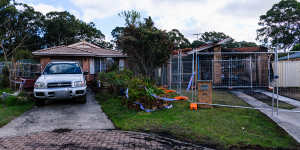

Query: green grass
left=0, top=103, right=33, bottom=127
left=0, top=89, right=34, bottom=127
left=182, top=90, right=251, bottom=107
left=0, top=88, right=12, bottom=94
left=98, top=91, right=299, bottom=149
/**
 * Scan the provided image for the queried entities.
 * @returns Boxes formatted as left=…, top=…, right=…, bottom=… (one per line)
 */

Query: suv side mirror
left=83, top=71, right=89, bottom=75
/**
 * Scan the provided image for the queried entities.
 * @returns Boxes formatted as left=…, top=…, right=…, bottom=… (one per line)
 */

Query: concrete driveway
left=0, top=89, right=114, bottom=138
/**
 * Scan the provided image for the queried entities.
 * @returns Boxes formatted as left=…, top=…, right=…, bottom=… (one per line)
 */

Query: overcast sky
left=18, top=0, right=282, bottom=43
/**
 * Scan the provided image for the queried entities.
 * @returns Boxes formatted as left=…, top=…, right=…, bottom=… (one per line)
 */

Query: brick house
left=32, top=41, right=127, bottom=82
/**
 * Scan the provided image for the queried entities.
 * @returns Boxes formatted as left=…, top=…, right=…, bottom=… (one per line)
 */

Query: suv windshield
left=43, top=63, right=82, bottom=75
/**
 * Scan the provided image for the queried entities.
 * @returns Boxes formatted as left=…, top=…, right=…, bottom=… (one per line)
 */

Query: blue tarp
left=126, top=88, right=175, bottom=112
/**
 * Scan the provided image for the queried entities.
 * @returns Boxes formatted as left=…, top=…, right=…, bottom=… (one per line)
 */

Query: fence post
left=192, top=50, right=194, bottom=102
left=179, top=50, right=182, bottom=95
left=275, top=46, right=279, bottom=115
left=211, top=59, right=213, bottom=87
left=169, top=55, right=172, bottom=89
left=250, top=56, right=253, bottom=89
left=230, top=57, right=232, bottom=88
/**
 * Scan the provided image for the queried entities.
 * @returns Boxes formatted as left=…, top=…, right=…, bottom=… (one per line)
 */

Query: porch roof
left=32, top=41, right=127, bottom=58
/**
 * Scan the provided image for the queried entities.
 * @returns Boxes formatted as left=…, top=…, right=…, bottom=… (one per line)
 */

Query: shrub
left=98, top=69, right=133, bottom=88
left=3, top=96, right=31, bottom=106
left=97, top=69, right=170, bottom=110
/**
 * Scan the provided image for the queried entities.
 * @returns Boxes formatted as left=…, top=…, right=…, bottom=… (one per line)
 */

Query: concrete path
left=232, top=91, right=300, bottom=143
left=0, top=89, right=114, bottom=138
left=255, top=89, right=300, bottom=107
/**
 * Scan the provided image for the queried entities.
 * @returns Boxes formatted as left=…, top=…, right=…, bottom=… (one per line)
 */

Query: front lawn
left=0, top=89, right=34, bottom=127
left=0, top=104, right=33, bottom=127
left=98, top=90, right=299, bottom=149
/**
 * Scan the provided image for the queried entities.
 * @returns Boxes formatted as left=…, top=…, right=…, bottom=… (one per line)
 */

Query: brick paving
left=0, top=129, right=209, bottom=150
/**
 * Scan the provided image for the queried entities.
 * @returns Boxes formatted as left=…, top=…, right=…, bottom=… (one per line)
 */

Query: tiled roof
left=32, top=41, right=126, bottom=57
left=226, top=47, right=267, bottom=52
left=173, top=43, right=216, bottom=55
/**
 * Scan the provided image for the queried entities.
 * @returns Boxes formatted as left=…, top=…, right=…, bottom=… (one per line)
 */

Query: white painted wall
left=273, top=61, right=300, bottom=87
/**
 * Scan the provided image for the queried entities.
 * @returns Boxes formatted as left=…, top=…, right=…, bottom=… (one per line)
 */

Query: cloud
left=70, top=0, right=279, bottom=42
left=29, top=3, right=64, bottom=15
left=219, top=0, right=281, bottom=18
left=71, top=0, right=134, bottom=22
left=17, top=1, right=82, bottom=21
left=21, top=0, right=281, bottom=43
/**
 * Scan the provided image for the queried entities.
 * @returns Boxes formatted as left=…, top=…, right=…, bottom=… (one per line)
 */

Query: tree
left=257, top=0, right=300, bottom=50
left=226, top=41, right=258, bottom=48
left=44, top=11, right=105, bottom=47
left=199, top=31, right=232, bottom=43
left=111, top=27, right=125, bottom=49
left=0, top=1, right=44, bottom=63
left=118, top=10, right=141, bottom=27
left=168, top=29, right=190, bottom=49
left=191, top=40, right=206, bottom=48
left=113, top=10, right=173, bottom=78
left=291, top=43, right=300, bottom=51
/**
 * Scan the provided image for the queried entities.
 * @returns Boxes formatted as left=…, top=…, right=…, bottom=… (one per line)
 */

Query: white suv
left=34, top=62, right=87, bottom=105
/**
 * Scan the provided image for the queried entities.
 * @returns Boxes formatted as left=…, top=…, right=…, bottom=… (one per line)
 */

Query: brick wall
left=82, top=57, right=94, bottom=82
left=40, top=57, right=51, bottom=71
left=213, top=46, right=222, bottom=84
left=257, top=54, right=269, bottom=86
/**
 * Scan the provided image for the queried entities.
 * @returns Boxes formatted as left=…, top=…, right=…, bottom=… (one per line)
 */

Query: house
left=275, top=52, right=300, bottom=87
left=168, top=40, right=271, bottom=88
left=32, top=41, right=127, bottom=82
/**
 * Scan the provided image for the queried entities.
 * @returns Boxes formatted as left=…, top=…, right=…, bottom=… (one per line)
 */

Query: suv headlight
left=34, top=82, right=46, bottom=89
left=73, top=81, right=85, bottom=87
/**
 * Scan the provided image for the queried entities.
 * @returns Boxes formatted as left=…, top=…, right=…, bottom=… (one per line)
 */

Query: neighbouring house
left=275, top=52, right=300, bottom=87
left=168, top=40, right=271, bottom=88
left=32, top=41, right=127, bottom=82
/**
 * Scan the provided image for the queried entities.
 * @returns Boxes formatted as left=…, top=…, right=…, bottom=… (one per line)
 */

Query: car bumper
left=34, top=87, right=87, bottom=99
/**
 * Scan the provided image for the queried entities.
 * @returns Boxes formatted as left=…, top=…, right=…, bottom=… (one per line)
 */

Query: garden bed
left=97, top=90, right=299, bottom=150
left=244, top=90, right=296, bottom=110
left=278, top=87, right=300, bottom=102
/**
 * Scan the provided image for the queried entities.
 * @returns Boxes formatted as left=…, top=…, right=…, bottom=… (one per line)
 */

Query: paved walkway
left=0, top=89, right=114, bottom=138
left=0, top=130, right=209, bottom=150
left=232, top=91, right=300, bottom=143
left=255, top=89, right=300, bottom=107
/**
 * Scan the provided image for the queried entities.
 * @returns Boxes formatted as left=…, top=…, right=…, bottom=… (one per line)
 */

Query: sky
left=17, top=0, right=281, bottom=43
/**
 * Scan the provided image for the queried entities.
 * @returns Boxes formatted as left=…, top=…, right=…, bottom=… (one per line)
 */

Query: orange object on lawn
left=164, top=89, right=176, bottom=93
left=190, top=103, right=197, bottom=110
left=158, top=87, right=167, bottom=90
left=174, top=96, right=189, bottom=101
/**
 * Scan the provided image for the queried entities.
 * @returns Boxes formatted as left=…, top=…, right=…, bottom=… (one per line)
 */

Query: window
left=95, top=58, right=107, bottom=73
left=43, top=63, right=82, bottom=74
